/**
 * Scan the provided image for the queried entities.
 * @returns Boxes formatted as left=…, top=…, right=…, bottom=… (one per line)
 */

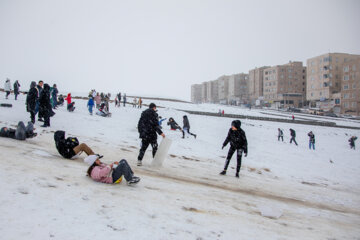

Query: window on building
left=320, top=92, right=322, bottom=96
left=311, top=76, right=314, bottom=81
left=288, top=68, right=292, bottom=73
left=329, top=65, right=333, bottom=70
left=303, top=88, right=305, bottom=91
left=311, top=61, right=315, bottom=66
left=344, top=66, right=349, bottom=72
left=335, top=83, right=339, bottom=87
left=352, top=65, right=357, bottom=71
left=344, top=102, right=349, bottom=108
left=352, top=73, right=356, bottom=80
left=336, top=57, right=339, bottom=63
left=324, top=82, right=328, bottom=87
left=324, top=74, right=328, bottom=78
left=302, top=82, right=305, bottom=85
left=329, top=73, right=333, bottom=78
left=353, top=83, right=357, bottom=89
left=311, top=69, right=315, bottom=73
left=289, top=75, right=292, bottom=79
left=329, top=81, right=332, bottom=86
left=335, top=99, right=340, bottom=104
left=311, top=92, right=314, bottom=97
left=343, top=75, right=349, bottom=81
left=352, top=102, right=357, bottom=108
left=343, top=93, right=349, bottom=99
left=344, top=85, right=349, bottom=90
left=352, top=93, right=356, bottom=99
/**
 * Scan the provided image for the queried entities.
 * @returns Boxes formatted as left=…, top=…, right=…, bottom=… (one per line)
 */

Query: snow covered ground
left=0, top=92, right=359, bottom=240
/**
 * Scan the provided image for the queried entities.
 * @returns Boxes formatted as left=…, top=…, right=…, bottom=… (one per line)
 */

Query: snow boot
left=235, top=172, right=239, bottom=178
left=137, top=160, right=142, bottom=166
left=128, top=177, right=140, bottom=185
left=220, top=170, right=226, bottom=175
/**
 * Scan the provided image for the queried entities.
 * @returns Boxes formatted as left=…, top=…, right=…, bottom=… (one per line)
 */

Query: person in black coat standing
left=39, top=83, right=53, bottom=127
left=220, top=120, right=248, bottom=178
left=13, top=80, right=20, bottom=100
left=182, top=115, right=196, bottom=139
left=289, top=128, right=298, bottom=145
left=137, top=103, right=165, bottom=166
left=26, top=81, right=38, bottom=124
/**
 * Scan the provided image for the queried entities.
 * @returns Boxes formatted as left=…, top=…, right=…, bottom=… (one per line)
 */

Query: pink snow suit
left=90, top=164, right=113, bottom=183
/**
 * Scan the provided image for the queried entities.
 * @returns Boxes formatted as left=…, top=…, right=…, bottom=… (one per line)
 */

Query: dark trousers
left=223, top=146, right=243, bottom=173
left=30, top=111, right=35, bottom=124
left=290, top=136, right=298, bottom=145
left=5, top=91, right=10, bottom=98
left=278, top=136, right=283, bottom=141
left=138, top=138, right=158, bottom=161
left=15, top=93, right=18, bottom=100
left=43, top=112, right=50, bottom=126
left=112, top=159, right=134, bottom=182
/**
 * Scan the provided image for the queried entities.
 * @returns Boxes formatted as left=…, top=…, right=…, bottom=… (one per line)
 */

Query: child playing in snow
left=220, top=120, right=248, bottom=178
left=349, top=136, right=357, bottom=150
left=87, top=97, right=95, bottom=115
left=85, top=155, right=140, bottom=185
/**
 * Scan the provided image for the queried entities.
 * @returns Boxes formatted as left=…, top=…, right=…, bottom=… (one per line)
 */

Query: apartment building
left=341, top=58, right=360, bottom=115
left=217, top=75, right=230, bottom=104
left=191, top=84, right=202, bottom=103
left=206, top=80, right=219, bottom=103
left=306, top=53, right=360, bottom=111
left=263, top=61, right=306, bottom=108
left=201, top=82, right=209, bottom=103
left=248, top=66, right=269, bottom=105
left=228, top=73, right=249, bottom=105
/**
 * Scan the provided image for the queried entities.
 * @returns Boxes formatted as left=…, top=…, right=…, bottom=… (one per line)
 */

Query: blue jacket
left=87, top=98, right=94, bottom=107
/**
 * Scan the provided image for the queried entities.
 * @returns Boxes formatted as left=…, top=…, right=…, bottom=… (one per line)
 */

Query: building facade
left=263, top=61, right=306, bottom=108
left=217, top=75, right=230, bottom=104
left=191, top=84, right=202, bottom=103
left=228, top=73, right=249, bottom=105
left=248, top=66, right=269, bottom=105
left=306, top=53, right=360, bottom=111
left=341, top=58, right=360, bottom=115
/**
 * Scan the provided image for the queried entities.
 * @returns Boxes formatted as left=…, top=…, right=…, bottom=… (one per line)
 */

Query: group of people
left=87, top=90, right=111, bottom=117
left=3, top=78, right=21, bottom=100
left=165, top=116, right=197, bottom=139
left=132, top=97, right=143, bottom=108
left=115, top=92, right=126, bottom=107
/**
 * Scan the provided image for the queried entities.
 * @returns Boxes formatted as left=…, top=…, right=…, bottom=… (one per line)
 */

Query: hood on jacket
left=231, top=120, right=241, bottom=130
left=30, top=81, right=36, bottom=88
left=43, top=84, right=50, bottom=91
left=54, top=130, right=65, bottom=143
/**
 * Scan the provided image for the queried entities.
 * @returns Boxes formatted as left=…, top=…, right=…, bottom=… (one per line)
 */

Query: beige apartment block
left=248, top=66, right=269, bottom=105
left=228, top=73, right=249, bottom=105
left=306, top=53, right=360, bottom=110
left=206, top=80, right=219, bottom=103
left=217, top=75, right=230, bottom=104
left=201, top=82, right=209, bottom=103
left=263, top=61, right=306, bottom=108
left=191, top=84, right=202, bottom=103
left=341, top=58, right=360, bottom=115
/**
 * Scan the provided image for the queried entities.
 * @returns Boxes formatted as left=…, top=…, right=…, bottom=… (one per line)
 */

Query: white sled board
left=152, top=137, right=172, bottom=168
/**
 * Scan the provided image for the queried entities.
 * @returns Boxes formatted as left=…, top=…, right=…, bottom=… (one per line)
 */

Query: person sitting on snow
left=96, top=102, right=111, bottom=117
left=85, top=155, right=140, bottom=185
left=54, top=130, right=101, bottom=159
left=0, top=121, right=37, bottom=140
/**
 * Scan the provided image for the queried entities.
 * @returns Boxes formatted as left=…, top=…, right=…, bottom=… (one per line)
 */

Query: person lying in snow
left=0, top=121, right=37, bottom=140
left=96, top=102, right=111, bottom=117
left=54, top=130, right=101, bottom=159
left=85, top=155, right=140, bottom=185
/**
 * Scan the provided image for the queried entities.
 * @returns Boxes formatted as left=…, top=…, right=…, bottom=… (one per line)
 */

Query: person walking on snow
left=182, top=115, right=196, bottom=139
left=85, top=155, right=140, bottom=185
left=13, top=80, right=20, bottom=100
left=308, top=131, right=315, bottom=150
left=87, top=97, right=95, bottom=115
left=137, top=103, right=165, bottom=166
left=278, top=128, right=284, bottom=142
left=4, top=79, right=11, bottom=99
left=289, top=128, right=298, bottom=145
left=349, top=136, right=357, bottom=150
left=220, top=120, right=248, bottom=178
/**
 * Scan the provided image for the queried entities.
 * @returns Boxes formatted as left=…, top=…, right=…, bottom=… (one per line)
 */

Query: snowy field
left=0, top=92, right=360, bottom=240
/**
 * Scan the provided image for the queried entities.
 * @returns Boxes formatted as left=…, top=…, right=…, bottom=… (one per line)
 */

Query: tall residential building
left=341, top=58, right=360, bottom=115
left=263, top=61, right=306, bottom=108
left=217, top=75, right=230, bottom=104
left=248, top=66, right=270, bottom=105
left=206, top=80, right=219, bottom=103
left=201, top=82, right=208, bottom=103
left=191, top=84, right=202, bottom=103
left=306, top=53, right=360, bottom=109
left=228, top=73, right=249, bottom=105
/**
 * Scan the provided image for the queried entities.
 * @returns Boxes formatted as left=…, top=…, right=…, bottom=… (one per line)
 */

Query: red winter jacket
left=65, top=93, right=72, bottom=104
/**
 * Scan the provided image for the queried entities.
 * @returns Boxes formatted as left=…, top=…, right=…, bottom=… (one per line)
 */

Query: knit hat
left=84, top=155, right=98, bottom=166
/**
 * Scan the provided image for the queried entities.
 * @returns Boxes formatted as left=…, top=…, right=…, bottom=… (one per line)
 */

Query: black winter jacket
left=39, top=85, right=52, bottom=117
left=290, top=129, right=296, bottom=137
left=54, top=131, right=79, bottom=159
left=138, top=108, right=163, bottom=141
left=183, top=117, right=190, bottom=129
left=308, top=133, right=315, bottom=143
left=167, top=119, right=181, bottom=130
left=26, top=86, right=38, bottom=112
left=223, top=128, right=248, bottom=153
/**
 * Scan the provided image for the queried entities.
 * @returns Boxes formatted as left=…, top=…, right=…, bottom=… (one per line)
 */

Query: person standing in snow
left=123, top=93, right=127, bottom=107
left=182, top=115, right=196, bottom=139
left=137, top=103, right=165, bottom=166
left=289, top=128, right=298, bottom=145
left=220, top=120, right=248, bottom=178
left=278, top=128, right=284, bottom=142
left=51, top=84, right=58, bottom=108
left=13, top=80, right=20, bottom=100
left=39, top=84, right=53, bottom=127
left=87, top=97, right=95, bottom=115
left=138, top=97, right=142, bottom=108
left=26, top=81, right=38, bottom=124
left=4, top=79, right=11, bottom=99
left=308, top=131, right=315, bottom=150
left=35, top=80, right=44, bottom=121
left=94, top=92, right=101, bottom=109
left=85, top=155, right=140, bottom=185
left=349, top=136, right=357, bottom=150
left=133, top=97, right=137, bottom=108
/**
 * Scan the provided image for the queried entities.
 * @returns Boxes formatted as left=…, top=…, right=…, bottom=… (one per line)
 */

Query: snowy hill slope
left=0, top=92, right=359, bottom=240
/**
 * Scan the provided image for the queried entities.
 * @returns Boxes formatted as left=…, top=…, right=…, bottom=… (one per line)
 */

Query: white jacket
left=4, top=81, right=11, bottom=91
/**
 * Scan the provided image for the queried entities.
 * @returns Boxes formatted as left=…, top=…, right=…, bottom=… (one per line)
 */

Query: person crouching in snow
left=220, top=120, right=248, bottom=178
left=85, top=155, right=140, bottom=185
left=87, top=97, right=95, bottom=115
left=0, top=121, right=37, bottom=140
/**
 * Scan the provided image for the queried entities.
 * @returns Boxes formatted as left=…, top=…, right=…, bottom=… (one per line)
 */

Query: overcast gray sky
left=0, top=0, right=359, bottom=100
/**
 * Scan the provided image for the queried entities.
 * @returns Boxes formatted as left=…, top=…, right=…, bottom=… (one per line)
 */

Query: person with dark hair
left=26, top=81, right=38, bottom=124
left=35, top=80, right=44, bottom=121
left=349, top=136, right=357, bottom=150
left=54, top=130, right=99, bottom=159
left=13, top=80, right=20, bottom=100
left=289, top=128, right=298, bottom=146
left=182, top=115, right=196, bottom=139
left=39, top=83, right=53, bottom=127
left=85, top=155, right=140, bottom=185
left=167, top=117, right=183, bottom=133
left=308, top=131, right=315, bottom=150
left=0, top=121, right=37, bottom=140
left=137, top=103, right=165, bottom=166
left=220, top=120, right=248, bottom=178
left=4, top=78, right=11, bottom=99
left=278, top=128, right=284, bottom=142
left=123, top=93, right=127, bottom=107
left=51, top=84, right=58, bottom=108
